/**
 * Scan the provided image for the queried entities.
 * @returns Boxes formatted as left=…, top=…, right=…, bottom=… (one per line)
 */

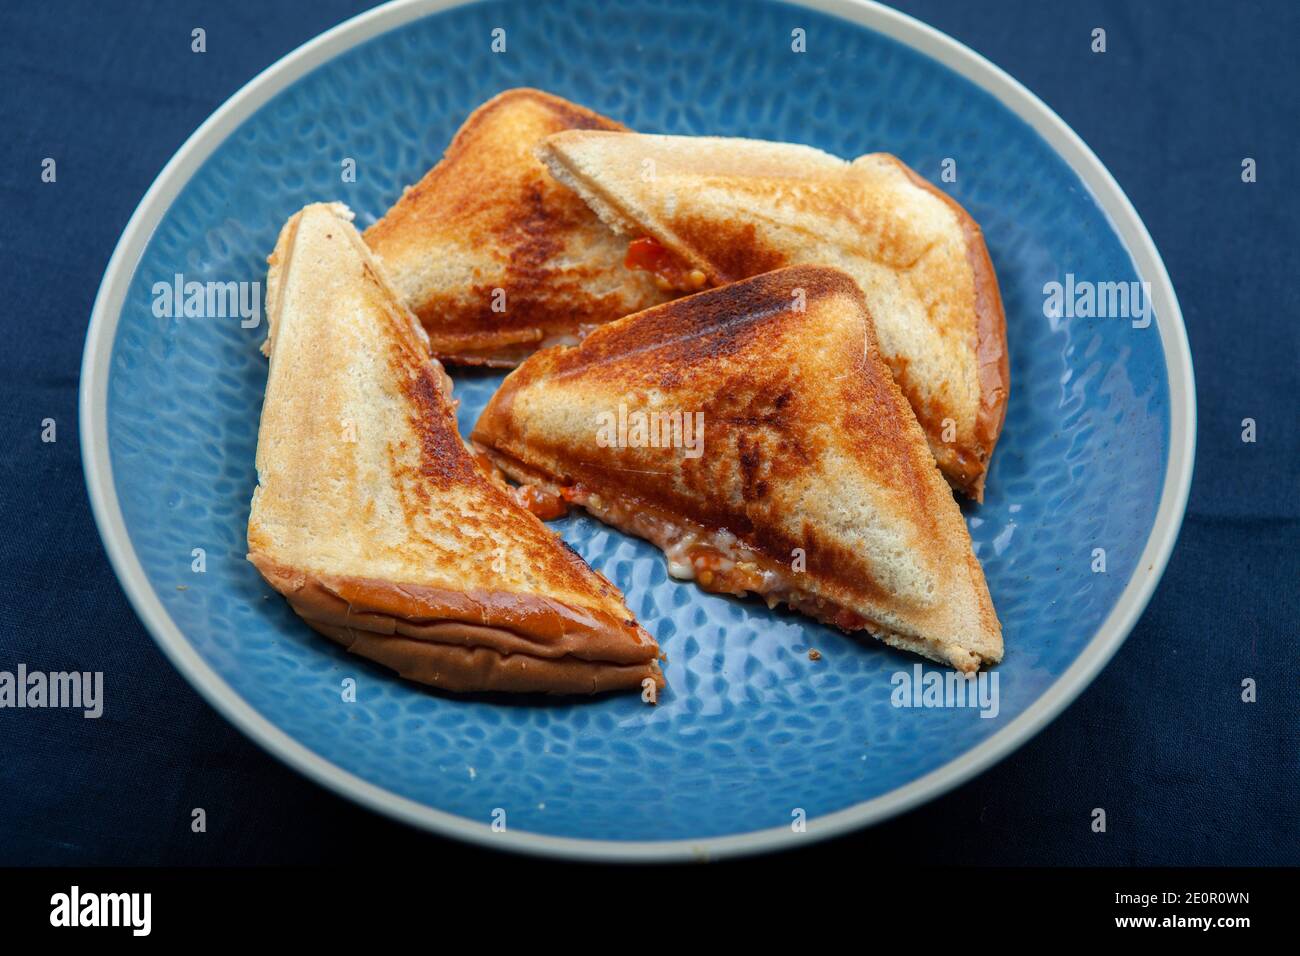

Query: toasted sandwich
left=539, top=130, right=1010, bottom=499
left=363, top=88, right=672, bottom=367
left=248, top=202, right=663, bottom=696
left=472, top=266, right=1002, bottom=672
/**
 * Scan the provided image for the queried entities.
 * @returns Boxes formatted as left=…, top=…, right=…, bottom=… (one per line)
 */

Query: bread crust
left=879, top=155, right=1009, bottom=500
left=250, top=555, right=663, bottom=694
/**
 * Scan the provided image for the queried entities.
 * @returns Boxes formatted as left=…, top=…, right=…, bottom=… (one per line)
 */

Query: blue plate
left=81, top=0, right=1194, bottom=859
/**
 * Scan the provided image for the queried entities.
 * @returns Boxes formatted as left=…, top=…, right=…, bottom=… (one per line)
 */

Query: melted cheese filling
left=565, top=487, right=871, bottom=632
left=476, top=444, right=883, bottom=636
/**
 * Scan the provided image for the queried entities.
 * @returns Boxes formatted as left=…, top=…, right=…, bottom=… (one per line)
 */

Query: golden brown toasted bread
left=248, top=202, right=663, bottom=696
left=472, top=265, right=1002, bottom=672
left=362, top=89, right=672, bottom=366
left=540, top=131, right=1010, bottom=499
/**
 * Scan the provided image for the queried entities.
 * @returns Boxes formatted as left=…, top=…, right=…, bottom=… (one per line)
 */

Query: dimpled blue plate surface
left=104, top=0, right=1169, bottom=843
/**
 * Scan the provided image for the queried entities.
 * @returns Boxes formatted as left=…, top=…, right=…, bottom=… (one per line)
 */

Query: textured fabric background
left=0, top=0, right=1295, bottom=866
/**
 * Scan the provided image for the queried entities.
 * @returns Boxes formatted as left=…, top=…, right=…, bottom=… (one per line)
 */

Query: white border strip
left=79, top=0, right=1195, bottom=862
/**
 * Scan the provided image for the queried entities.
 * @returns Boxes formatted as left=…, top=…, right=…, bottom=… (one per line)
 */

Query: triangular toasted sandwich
left=248, top=202, right=663, bottom=696
left=539, top=130, right=1010, bottom=499
left=472, top=265, right=1002, bottom=671
left=363, top=89, right=671, bottom=367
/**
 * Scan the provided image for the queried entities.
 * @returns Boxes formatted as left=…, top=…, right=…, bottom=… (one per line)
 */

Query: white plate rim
left=79, top=0, right=1197, bottom=862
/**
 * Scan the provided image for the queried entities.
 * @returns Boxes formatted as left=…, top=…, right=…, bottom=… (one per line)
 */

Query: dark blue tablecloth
left=1, top=0, right=1295, bottom=866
